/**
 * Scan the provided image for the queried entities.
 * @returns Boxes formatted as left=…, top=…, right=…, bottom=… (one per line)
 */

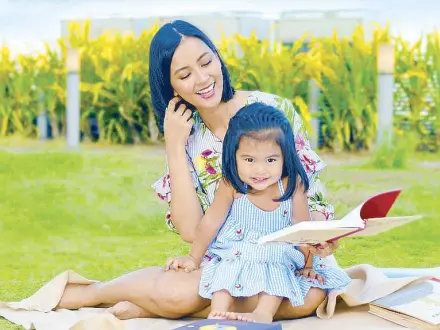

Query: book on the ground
left=258, top=189, right=422, bottom=245
left=369, top=278, right=440, bottom=330
left=172, top=319, right=282, bottom=329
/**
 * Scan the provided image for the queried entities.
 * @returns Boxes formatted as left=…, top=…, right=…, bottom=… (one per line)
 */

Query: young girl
left=165, top=102, right=351, bottom=323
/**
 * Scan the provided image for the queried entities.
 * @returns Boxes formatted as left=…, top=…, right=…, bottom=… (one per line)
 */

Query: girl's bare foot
left=226, top=311, right=273, bottom=323
left=208, top=311, right=229, bottom=319
left=107, top=301, right=153, bottom=320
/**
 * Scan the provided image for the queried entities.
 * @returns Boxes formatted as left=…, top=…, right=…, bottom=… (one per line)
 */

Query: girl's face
left=236, top=137, right=284, bottom=192
left=170, top=37, right=224, bottom=111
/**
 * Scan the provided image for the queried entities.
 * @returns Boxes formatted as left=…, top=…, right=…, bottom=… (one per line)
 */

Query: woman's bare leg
left=274, top=288, right=326, bottom=320
left=191, top=287, right=326, bottom=321
left=57, top=266, right=324, bottom=321
left=57, top=266, right=210, bottom=319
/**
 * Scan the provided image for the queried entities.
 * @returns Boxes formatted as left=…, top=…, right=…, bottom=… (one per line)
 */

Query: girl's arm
left=189, top=180, right=235, bottom=264
left=291, top=179, right=313, bottom=268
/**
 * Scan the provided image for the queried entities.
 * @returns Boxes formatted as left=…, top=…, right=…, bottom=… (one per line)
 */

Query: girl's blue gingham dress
left=199, top=180, right=351, bottom=307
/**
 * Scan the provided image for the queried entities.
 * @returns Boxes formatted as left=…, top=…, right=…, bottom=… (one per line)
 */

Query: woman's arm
left=189, top=180, right=234, bottom=264
left=278, top=97, right=337, bottom=257
left=307, top=174, right=339, bottom=256
left=157, top=99, right=204, bottom=243
left=292, top=182, right=326, bottom=284
left=291, top=180, right=313, bottom=268
left=167, top=146, right=204, bottom=243
left=276, top=97, right=334, bottom=221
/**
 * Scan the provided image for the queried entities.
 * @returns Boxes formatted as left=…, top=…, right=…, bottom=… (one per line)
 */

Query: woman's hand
left=164, top=97, right=194, bottom=148
left=302, top=241, right=339, bottom=258
left=165, top=255, right=199, bottom=273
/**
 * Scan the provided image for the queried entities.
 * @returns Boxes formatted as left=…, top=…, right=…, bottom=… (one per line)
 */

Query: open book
left=369, top=278, right=440, bottom=329
left=258, top=189, right=422, bottom=245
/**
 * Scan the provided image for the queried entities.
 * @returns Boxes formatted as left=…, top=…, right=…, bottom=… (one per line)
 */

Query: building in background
left=3, top=0, right=439, bottom=56
left=59, top=7, right=371, bottom=46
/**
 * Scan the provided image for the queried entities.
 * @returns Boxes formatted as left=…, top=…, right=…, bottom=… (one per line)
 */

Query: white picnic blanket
left=0, top=264, right=436, bottom=330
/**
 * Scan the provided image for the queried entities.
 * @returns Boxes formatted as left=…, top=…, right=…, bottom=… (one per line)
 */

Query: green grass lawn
left=0, top=143, right=439, bottom=329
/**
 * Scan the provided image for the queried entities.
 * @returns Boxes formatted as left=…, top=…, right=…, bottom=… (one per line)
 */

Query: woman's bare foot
left=107, top=301, right=153, bottom=320
left=226, top=311, right=273, bottom=323
left=208, top=311, right=229, bottom=319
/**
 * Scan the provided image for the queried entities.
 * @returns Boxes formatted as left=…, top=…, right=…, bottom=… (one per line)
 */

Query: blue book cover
left=172, top=319, right=282, bottom=329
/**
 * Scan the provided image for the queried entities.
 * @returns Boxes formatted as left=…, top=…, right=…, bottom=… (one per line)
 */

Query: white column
left=66, top=48, right=81, bottom=149
left=376, top=43, right=395, bottom=147
left=308, top=79, right=320, bottom=149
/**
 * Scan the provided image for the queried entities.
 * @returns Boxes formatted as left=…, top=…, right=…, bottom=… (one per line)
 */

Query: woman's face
left=170, top=37, right=224, bottom=111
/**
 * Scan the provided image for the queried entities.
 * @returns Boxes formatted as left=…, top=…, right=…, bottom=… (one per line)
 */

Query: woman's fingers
left=166, top=97, right=181, bottom=113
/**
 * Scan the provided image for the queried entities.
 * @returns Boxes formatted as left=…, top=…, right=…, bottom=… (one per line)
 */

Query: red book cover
left=258, top=188, right=420, bottom=245
left=360, top=189, right=402, bottom=220
left=327, top=189, right=402, bottom=243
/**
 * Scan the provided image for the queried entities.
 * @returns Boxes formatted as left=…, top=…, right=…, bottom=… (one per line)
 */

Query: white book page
left=373, top=279, right=440, bottom=325
left=338, top=203, right=364, bottom=226
left=259, top=227, right=362, bottom=245
left=258, top=189, right=420, bottom=245
left=351, top=215, right=422, bottom=237
left=257, top=220, right=362, bottom=245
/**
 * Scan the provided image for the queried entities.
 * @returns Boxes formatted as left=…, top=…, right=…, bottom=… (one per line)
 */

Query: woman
left=57, top=20, right=438, bottom=321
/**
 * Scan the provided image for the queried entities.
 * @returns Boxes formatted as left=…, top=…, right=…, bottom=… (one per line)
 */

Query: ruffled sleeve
left=151, top=166, right=176, bottom=232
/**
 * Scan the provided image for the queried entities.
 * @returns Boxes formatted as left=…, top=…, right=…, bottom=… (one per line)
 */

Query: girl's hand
left=165, top=255, right=199, bottom=272
left=296, top=267, right=325, bottom=284
left=164, top=97, right=194, bottom=148
left=302, top=241, right=338, bottom=258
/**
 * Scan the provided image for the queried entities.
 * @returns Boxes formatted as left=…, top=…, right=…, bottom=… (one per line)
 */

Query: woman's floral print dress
left=152, top=91, right=335, bottom=232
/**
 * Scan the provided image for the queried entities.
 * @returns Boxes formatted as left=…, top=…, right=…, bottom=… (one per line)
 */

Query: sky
left=1, top=0, right=439, bottom=56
